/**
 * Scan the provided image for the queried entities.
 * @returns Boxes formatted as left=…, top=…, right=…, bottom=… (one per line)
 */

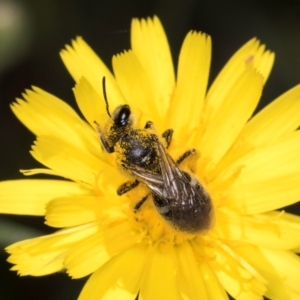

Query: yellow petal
left=176, top=242, right=209, bottom=300
left=221, top=131, right=300, bottom=213
left=216, top=209, right=300, bottom=250
left=199, top=67, right=263, bottom=167
left=6, top=223, right=97, bottom=276
left=60, top=37, right=125, bottom=111
left=112, top=50, right=160, bottom=126
left=199, top=263, right=229, bottom=300
left=139, top=246, right=181, bottom=300
left=9, top=251, right=64, bottom=276
left=226, top=172, right=300, bottom=215
left=46, top=194, right=126, bottom=228
left=131, top=16, right=175, bottom=117
left=215, top=84, right=300, bottom=173
left=167, top=31, right=211, bottom=138
left=254, top=43, right=275, bottom=82
left=0, top=179, right=84, bottom=215
left=46, top=195, right=103, bottom=227
left=78, top=246, right=146, bottom=300
left=236, top=244, right=300, bottom=299
left=265, top=211, right=300, bottom=252
left=31, top=135, right=117, bottom=186
left=246, top=83, right=300, bottom=135
left=269, top=211, right=300, bottom=231
left=73, top=77, right=108, bottom=129
left=11, top=87, right=100, bottom=155
left=64, top=221, right=140, bottom=278
left=211, top=243, right=266, bottom=299
left=204, top=38, right=273, bottom=121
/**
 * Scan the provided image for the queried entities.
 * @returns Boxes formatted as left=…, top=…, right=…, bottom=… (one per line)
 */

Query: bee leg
left=99, top=136, right=114, bottom=153
left=117, top=179, right=139, bottom=195
left=162, top=129, right=173, bottom=148
left=134, top=194, right=149, bottom=212
left=144, top=121, right=153, bottom=129
left=176, top=149, right=196, bottom=165
left=94, top=121, right=114, bottom=153
left=145, top=121, right=173, bottom=148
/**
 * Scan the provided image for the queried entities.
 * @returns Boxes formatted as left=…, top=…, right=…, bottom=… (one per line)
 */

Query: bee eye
left=116, top=105, right=131, bottom=127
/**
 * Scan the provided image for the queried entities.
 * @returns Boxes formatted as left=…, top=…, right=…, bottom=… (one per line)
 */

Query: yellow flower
left=1, top=15, right=300, bottom=299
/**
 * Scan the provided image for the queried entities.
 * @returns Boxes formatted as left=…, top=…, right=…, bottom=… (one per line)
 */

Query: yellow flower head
left=1, top=16, right=300, bottom=299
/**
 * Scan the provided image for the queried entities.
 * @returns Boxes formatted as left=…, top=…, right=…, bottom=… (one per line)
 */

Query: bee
left=95, top=77, right=213, bottom=233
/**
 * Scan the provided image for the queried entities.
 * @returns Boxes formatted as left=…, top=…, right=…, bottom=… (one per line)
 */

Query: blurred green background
left=1, top=0, right=300, bottom=299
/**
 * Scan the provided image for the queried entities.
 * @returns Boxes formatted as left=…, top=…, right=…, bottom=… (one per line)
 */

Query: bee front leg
left=94, top=121, right=114, bottom=153
left=99, top=136, right=114, bottom=153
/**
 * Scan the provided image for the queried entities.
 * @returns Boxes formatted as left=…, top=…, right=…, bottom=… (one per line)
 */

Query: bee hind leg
left=134, top=194, right=149, bottom=212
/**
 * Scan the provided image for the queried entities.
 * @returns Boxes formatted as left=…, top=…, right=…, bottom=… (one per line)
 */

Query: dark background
left=0, top=0, right=300, bottom=299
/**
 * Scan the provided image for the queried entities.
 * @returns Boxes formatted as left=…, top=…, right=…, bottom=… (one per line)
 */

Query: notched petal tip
left=131, top=15, right=160, bottom=27
left=168, top=29, right=211, bottom=137
left=59, top=36, right=85, bottom=56
left=131, top=14, right=175, bottom=117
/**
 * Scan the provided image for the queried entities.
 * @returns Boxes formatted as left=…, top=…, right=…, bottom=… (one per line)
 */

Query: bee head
left=111, top=105, right=132, bottom=128
left=99, top=77, right=134, bottom=148
left=102, top=104, right=133, bottom=148
left=101, top=77, right=132, bottom=129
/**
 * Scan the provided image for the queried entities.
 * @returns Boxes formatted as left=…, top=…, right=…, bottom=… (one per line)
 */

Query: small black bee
left=95, top=77, right=213, bottom=233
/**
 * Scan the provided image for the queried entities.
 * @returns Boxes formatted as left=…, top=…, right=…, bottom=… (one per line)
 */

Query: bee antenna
left=102, top=77, right=111, bottom=117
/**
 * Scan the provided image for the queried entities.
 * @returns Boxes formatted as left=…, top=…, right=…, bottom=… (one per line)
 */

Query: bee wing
left=126, top=164, right=165, bottom=196
left=155, top=142, right=190, bottom=200
left=128, top=140, right=190, bottom=200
